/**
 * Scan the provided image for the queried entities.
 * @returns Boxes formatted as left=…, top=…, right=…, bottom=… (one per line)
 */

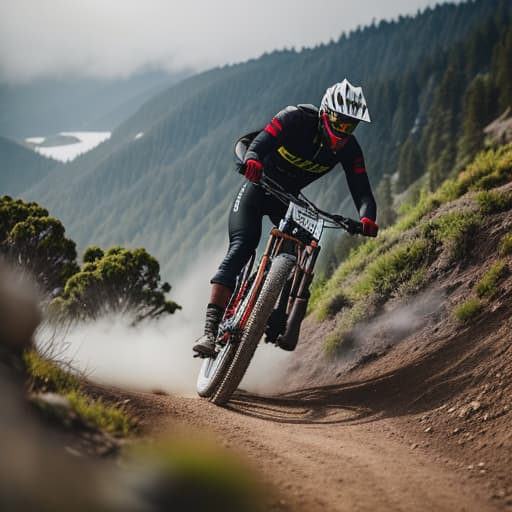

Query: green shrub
left=477, top=190, right=512, bottom=214
left=423, top=210, right=482, bottom=261
left=476, top=260, right=508, bottom=298
left=350, top=238, right=430, bottom=300
left=454, top=298, right=482, bottom=322
left=499, top=232, right=512, bottom=256
left=51, top=246, right=181, bottom=323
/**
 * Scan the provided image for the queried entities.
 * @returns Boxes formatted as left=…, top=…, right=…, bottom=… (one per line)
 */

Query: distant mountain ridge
left=0, top=136, right=59, bottom=195
left=0, top=69, right=192, bottom=139
left=20, top=0, right=511, bottom=283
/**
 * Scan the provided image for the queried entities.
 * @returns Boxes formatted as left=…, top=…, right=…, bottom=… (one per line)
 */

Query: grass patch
left=312, top=237, right=382, bottom=319
left=309, top=144, right=512, bottom=352
left=24, top=349, right=80, bottom=393
left=477, top=190, right=512, bottom=214
left=395, top=268, right=429, bottom=296
left=499, top=232, right=512, bottom=256
left=395, top=193, right=440, bottom=231
left=350, top=238, right=430, bottom=300
left=438, top=143, right=512, bottom=200
left=422, top=210, right=482, bottom=261
left=24, top=349, right=134, bottom=435
left=476, top=260, right=508, bottom=298
left=454, top=298, right=482, bottom=322
left=67, top=390, right=132, bottom=435
left=307, top=274, right=327, bottom=314
left=324, top=299, right=373, bottom=355
left=323, top=239, right=430, bottom=353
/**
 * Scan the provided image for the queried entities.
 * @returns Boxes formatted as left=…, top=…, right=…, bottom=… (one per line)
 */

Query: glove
left=361, top=217, right=378, bottom=237
left=244, top=159, right=263, bottom=183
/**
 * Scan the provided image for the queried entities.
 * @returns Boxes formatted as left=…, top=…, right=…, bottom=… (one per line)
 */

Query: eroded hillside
left=276, top=144, right=512, bottom=507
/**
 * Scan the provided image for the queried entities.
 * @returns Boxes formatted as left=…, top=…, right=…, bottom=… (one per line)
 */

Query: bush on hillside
left=454, top=298, right=483, bottom=322
left=499, top=232, right=512, bottom=255
left=0, top=196, right=79, bottom=293
left=477, top=190, right=512, bottom=214
left=50, top=246, right=181, bottom=322
left=476, top=260, right=509, bottom=298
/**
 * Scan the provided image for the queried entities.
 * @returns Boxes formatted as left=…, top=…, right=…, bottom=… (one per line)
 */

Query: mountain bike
left=196, top=176, right=364, bottom=405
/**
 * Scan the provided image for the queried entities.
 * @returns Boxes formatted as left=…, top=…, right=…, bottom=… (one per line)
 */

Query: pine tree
left=375, top=174, right=396, bottom=227
left=396, top=136, right=423, bottom=192
left=457, top=75, right=492, bottom=165
left=494, top=25, right=512, bottom=112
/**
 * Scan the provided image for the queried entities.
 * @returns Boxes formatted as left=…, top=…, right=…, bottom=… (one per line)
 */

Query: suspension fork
left=277, top=242, right=321, bottom=351
left=238, top=231, right=279, bottom=330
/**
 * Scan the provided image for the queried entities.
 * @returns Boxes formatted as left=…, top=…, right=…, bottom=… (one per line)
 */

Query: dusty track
left=116, top=279, right=511, bottom=511
left=120, top=385, right=501, bottom=512
left=103, top=192, right=512, bottom=511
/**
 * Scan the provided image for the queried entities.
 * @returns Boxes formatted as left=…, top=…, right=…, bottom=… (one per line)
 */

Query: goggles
left=325, top=110, right=359, bottom=135
left=322, top=112, right=357, bottom=152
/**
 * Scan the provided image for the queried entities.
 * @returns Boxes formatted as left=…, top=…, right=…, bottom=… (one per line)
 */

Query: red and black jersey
left=243, top=104, right=376, bottom=221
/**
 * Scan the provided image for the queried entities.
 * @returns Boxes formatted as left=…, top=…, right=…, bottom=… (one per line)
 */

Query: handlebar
left=258, top=176, right=364, bottom=235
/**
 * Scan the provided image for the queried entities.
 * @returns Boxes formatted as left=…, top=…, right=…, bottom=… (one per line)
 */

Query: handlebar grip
left=346, top=218, right=364, bottom=235
left=331, top=215, right=363, bottom=234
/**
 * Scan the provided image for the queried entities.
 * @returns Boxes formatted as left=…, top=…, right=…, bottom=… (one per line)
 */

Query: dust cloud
left=36, top=250, right=292, bottom=397
left=277, top=289, right=446, bottom=392
left=350, top=289, right=445, bottom=353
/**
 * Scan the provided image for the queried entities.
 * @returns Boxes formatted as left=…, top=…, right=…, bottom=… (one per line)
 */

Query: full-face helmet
left=319, top=79, right=371, bottom=151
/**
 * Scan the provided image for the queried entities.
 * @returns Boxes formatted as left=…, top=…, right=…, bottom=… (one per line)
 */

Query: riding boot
left=192, top=304, right=225, bottom=357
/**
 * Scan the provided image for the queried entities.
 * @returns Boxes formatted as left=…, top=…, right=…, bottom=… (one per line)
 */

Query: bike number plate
left=290, top=203, right=324, bottom=240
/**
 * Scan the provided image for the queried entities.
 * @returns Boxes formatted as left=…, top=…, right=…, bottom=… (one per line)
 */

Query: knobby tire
left=209, top=254, right=295, bottom=406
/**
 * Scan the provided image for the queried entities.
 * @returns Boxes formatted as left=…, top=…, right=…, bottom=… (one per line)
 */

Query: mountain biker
left=193, top=79, right=378, bottom=357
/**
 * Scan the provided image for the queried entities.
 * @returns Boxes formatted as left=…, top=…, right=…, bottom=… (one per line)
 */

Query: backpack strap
left=297, top=104, right=319, bottom=119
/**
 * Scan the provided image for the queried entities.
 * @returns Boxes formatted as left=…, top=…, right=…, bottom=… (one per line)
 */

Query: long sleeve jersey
left=244, top=104, right=377, bottom=221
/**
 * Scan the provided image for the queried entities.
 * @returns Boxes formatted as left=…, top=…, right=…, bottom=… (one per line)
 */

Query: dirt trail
left=108, top=192, right=512, bottom=511
left=117, top=277, right=511, bottom=511
left=122, top=386, right=500, bottom=512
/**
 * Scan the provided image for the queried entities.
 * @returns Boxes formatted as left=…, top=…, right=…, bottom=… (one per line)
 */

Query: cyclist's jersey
left=243, top=104, right=376, bottom=220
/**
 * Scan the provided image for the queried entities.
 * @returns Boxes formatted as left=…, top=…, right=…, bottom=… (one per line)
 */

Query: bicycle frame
left=217, top=176, right=359, bottom=352
left=196, top=177, right=365, bottom=404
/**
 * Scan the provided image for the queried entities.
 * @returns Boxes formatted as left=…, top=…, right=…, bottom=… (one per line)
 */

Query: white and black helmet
left=320, top=79, right=371, bottom=123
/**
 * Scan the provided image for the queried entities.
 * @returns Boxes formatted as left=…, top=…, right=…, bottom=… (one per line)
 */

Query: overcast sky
left=0, top=0, right=458, bottom=83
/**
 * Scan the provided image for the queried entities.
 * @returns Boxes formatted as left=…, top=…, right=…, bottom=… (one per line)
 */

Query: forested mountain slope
left=22, top=0, right=511, bottom=282
left=0, top=136, right=59, bottom=195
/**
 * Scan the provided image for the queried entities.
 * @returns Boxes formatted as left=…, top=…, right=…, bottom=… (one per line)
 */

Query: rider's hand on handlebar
left=244, top=159, right=263, bottom=183
left=331, top=215, right=361, bottom=235
left=361, top=217, right=378, bottom=237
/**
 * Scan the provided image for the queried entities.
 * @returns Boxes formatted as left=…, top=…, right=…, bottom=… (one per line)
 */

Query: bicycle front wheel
left=209, top=253, right=295, bottom=406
